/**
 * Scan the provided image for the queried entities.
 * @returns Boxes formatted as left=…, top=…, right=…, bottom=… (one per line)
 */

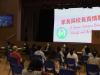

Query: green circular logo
left=57, top=27, right=67, bottom=39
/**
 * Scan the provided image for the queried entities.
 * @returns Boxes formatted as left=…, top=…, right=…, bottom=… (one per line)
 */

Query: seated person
left=82, top=45, right=92, bottom=57
left=10, top=45, right=23, bottom=65
left=22, top=57, right=43, bottom=75
left=9, top=45, right=24, bottom=75
left=66, top=48, right=79, bottom=66
left=45, top=42, right=51, bottom=51
left=34, top=45, right=46, bottom=63
left=87, top=51, right=100, bottom=69
left=56, top=46, right=64, bottom=63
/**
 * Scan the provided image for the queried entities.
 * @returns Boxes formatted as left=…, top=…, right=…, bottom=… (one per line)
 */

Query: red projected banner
left=61, top=15, right=100, bottom=24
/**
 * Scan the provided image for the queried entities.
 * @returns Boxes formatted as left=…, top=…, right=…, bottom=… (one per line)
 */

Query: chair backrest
left=33, top=55, right=42, bottom=61
left=27, top=58, right=43, bottom=71
left=67, top=58, right=75, bottom=64
left=59, top=69, right=75, bottom=75
left=44, top=60, right=55, bottom=73
left=66, top=58, right=76, bottom=71
left=86, top=64, right=99, bottom=75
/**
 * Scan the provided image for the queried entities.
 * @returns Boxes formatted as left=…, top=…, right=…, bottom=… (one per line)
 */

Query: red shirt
left=10, top=50, right=22, bottom=63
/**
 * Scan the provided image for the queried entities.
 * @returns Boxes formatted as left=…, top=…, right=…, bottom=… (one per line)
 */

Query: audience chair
left=44, top=60, right=55, bottom=73
left=59, top=69, right=75, bottom=75
left=86, top=64, right=100, bottom=75
left=65, top=58, right=76, bottom=71
left=65, top=58, right=80, bottom=75
left=33, top=55, right=42, bottom=61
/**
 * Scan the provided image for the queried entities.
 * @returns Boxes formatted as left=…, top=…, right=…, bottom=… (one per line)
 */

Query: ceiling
left=21, top=0, right=100, bottom=9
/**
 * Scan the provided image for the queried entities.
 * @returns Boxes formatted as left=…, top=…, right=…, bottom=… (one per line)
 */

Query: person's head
left=23, top=42, right=27, bottom=45
left=85, top=46, right=90, bottom=54
left=23, top=42, right=28, bottom=47
left=92, top=51, right=97, bottom=57
left=6, top=41, right=13, bottom=48
left=37, top=45, right=42, bottom=50
left=69, top=48, right=74, bottom=55
left=6, top=41, right=10, bottom=45
left=12, top=45, right=18, bottom=51
left=84, top=45, right=88, bottom=48
left=56, top=46, right=61, bottom=52
left=47, top=42, right=50, bottom=47
left=32, top=44, right=36, bottom=48
left=63, top=44, right=66, bottom=48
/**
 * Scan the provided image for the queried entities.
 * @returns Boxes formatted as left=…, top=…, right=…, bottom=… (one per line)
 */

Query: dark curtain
left=21, top=6, right=54, bottom=42
left=21, top=6, right=39, bottom=41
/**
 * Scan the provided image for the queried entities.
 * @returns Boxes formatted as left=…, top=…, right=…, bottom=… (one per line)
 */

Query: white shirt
left=59, top=51, right=64, bottom=62
left=34, top=50, right=46, bottom=62
left=67, top=52, right=78, bottom=65
left=88, top=56, right=100, bottom=69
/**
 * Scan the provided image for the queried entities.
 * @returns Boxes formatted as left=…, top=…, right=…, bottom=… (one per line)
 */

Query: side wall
left=0, top=0, right=20, bottom=45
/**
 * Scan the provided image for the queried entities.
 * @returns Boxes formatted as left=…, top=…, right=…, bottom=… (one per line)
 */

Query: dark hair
left=32, top=44, right=36, bottom=48
left=92, top=51, right=97, bottom=57
left=85, top=47, right=90, bottom=54
left=37, top=45, right=42, bottom=50
left=57, top=46, right=61, bottom=52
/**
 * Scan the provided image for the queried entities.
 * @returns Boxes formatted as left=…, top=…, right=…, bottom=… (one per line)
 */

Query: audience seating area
left=0, top=42, right=100, bottom=75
